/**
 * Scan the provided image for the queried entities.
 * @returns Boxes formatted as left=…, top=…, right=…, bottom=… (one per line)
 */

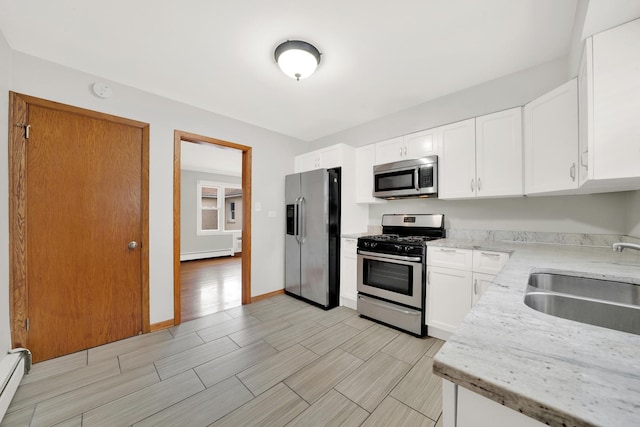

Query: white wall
left=628, top=191, right=640, bottom=238
left=370, top=193, right=630, bottom=235
left=310, top=57, right=569, bottom=150
left=8, top=51, right=302, bottom=324
left=0, top=31, right=12, bottom=352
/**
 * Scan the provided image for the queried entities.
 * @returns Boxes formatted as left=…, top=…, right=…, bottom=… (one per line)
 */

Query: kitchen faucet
left=612, top=242, right=640, bottom=252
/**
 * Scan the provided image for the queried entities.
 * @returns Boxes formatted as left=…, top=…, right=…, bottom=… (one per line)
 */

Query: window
left=197, top=181, right=242, bottom=234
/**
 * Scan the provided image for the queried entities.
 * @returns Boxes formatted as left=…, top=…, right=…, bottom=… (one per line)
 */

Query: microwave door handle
left=414, top=168, right=420, bottom=191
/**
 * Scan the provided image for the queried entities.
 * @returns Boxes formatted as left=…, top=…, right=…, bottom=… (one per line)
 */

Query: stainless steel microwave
left=373, top=156, right=438, bottom=199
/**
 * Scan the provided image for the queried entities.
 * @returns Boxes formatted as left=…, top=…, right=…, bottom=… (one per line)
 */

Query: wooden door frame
left=8, top=92, right=151, bottom=349
left=173, top=130, right=252, bottom=325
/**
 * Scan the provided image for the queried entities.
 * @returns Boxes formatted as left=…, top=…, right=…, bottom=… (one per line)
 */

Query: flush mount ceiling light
left=274, top=40, right=321, bottom=81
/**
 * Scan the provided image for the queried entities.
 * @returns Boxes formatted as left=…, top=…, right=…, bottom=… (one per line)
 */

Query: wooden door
left=9, top=93, right=150, bottom=362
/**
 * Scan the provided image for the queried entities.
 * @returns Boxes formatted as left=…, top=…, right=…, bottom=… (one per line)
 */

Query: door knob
left=128, top=241, right=138, bottom=249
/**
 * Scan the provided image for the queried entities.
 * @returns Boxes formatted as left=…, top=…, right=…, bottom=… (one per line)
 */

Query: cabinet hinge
left=25, top=318, right=30, bottom=331
left=16, top=123, right=31, bottom=139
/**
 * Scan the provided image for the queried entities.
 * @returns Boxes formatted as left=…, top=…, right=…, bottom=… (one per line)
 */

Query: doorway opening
left=173, top=130, right=252, bottom=325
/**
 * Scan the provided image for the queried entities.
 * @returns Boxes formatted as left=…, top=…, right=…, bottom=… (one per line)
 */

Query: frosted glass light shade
left=274, top=40, right=321, bottom=81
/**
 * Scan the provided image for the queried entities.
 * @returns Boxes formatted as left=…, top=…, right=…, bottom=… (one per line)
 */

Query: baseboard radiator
left=0, top=349, right=31, bottom=422
left=180, top=248, right=234, bottom=261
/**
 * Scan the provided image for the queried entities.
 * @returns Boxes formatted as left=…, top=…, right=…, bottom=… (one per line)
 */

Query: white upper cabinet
left=524, top=79, right=579, bottom=194
left=439, top=108, right=523, bottom=200
left=404, top=129, right=438, bottom=159
left=355, top=145, right=386, bottom=204
left=374, top=130, right=438, bottom=165
left=374, top=136, right=405, bottom=164
left=437, top=119, right=477, bottom=199
left=294, top=144, right=344, bottom=173
left=579, top=18, right=640, bottom=190
left=475, top=107, right=523, bottom=198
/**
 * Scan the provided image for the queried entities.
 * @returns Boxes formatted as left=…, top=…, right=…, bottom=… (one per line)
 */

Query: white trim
left=196, top=180, right=242, bottom=235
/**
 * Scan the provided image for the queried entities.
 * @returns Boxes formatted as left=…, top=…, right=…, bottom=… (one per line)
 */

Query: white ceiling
left=181, top=141, right=242, bottom=176
left=0, top=0, right=579, bottom=142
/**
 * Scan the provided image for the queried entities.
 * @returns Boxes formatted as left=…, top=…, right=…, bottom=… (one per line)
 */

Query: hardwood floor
left=2, top=295, right=445, bottom=427
left=180, top=256, right=242, bottom=322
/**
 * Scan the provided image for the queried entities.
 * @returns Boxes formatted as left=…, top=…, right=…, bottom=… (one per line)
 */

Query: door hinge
left=16, top=123, right=31, bottom=139
left=25, top=318, right=30, bottom=331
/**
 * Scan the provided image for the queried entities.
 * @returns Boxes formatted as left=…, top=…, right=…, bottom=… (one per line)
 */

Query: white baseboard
left=427, top=325, right=451, bottom=341
left=180, top=249, right=233, bottom=261
left=340, top=295, right=357, bottom=310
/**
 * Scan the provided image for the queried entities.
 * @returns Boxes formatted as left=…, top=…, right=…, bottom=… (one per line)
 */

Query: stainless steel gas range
left=357, top=213, right=445, bottom=336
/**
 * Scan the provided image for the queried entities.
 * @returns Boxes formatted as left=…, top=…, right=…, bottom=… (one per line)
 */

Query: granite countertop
left=429, top=238, right=640, bottom=427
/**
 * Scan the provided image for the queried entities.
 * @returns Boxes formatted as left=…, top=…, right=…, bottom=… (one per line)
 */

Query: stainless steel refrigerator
left=285, top=168, right=340, bottom=309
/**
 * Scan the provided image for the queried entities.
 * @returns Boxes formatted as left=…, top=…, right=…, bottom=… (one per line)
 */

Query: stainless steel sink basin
left=524, top=272, right=640, bottom=335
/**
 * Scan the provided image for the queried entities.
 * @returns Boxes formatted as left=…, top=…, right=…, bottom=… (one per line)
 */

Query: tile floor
left=2, top=295, right=445, bottom=427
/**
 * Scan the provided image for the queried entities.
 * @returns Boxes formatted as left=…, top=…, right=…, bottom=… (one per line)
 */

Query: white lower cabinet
left=427, top=247, right=509, bottom=336
left=427, top=266, right=472, bottom=332
left=340, top=238, right=358, bottom=309
left=442, top=380, right=545, bottom=427
left=472, top=272, right=495, bottom=306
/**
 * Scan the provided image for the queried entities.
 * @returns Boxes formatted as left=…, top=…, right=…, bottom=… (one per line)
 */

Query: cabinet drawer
left=427, top=247, right=473, bottom=270
left=473, top=250, right=509, bottom=274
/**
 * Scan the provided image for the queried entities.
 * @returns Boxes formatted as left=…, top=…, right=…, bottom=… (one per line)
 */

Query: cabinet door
left=457, top=386, right=546, bottom=427
left=319, top=146, right=342, bottom=169
left=475, top=107, right=523, bottom=197
left=374, top=136, right=404, bottom=164
left=295, top=152, right=319, bottom=173
left=405, top=129, right=438, bottom=158
left=578, top=37, right=593, bottom=185
left=427, top=266, right=473, bottom=332
left=592, top=18, right=640, bottom=180
left=472, top=273, right=495, bottom=305
left=340, top=238, right=358, bottom=306
left=524, top=80, right=579, bottom=194
left=438, top=119, right=476, bottom=199
left=356, top=145, right=385, bottom=204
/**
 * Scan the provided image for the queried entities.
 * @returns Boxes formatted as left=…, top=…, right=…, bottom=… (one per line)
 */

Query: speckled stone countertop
left=429, top=238, right=640, bottom=427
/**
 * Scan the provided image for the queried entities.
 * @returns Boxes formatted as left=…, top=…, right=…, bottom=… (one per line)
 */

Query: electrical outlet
left=268, top=211, right=276, bottom=218
left=255, top=202, right=262, bottom=212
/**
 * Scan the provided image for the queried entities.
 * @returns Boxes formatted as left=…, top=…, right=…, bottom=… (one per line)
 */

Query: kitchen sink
left=524, top=272, right=640, bottom=335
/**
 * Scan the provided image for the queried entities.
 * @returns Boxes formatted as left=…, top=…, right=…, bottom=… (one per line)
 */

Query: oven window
left=363, top=259, right=413, bottom=296
left=375, top=170, right=414, bottom=192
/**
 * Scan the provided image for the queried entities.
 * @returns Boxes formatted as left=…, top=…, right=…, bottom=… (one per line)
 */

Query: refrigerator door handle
left=294, top=197, right=301, bottom=244
left=299, top=197, right=306, bottom=244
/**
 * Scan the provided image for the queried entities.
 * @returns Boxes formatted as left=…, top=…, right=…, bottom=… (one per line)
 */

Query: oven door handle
left=358, top=250, right=422, bottom=263
left=358, top=295, right=421, bottom=316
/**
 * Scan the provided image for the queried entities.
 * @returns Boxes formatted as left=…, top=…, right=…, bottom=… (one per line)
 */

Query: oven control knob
left=371, top=242, right=377, bottom=248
